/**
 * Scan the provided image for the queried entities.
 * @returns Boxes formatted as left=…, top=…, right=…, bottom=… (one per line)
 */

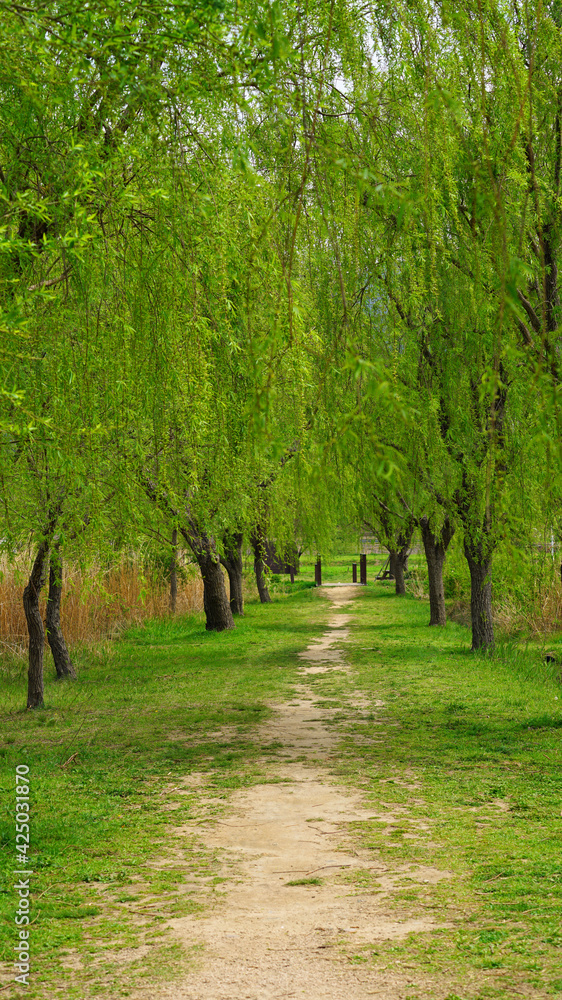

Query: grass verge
left=310, top=581, right=562, bottom=998
left=0, top=589, right=326, bottom=998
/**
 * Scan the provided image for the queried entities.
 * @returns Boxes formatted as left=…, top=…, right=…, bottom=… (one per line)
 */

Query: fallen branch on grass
left=59, top=752, right=79, bottom=769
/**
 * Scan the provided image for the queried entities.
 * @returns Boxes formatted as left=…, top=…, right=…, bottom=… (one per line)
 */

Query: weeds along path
left=152, top=586, right=451, bottom=1000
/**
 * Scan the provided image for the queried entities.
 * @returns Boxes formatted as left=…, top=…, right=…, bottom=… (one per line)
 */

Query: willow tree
left=0, top=5, right=174, bottom=702
left=118, top=139, right=321, bottom=626
left=0, top=0, right=302, bottom=693
left=396, top=1, right=557, bottom=649
left=286, top=0, right=551, bottom=650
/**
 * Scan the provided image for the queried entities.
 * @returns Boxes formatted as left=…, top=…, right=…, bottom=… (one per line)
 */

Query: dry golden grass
left=405, top=566, right=429, bottom=600
left=0, top=556, right=204, bottom=657
left=446, top=599, right=472, bottom=628
left=447, top=575, right=562, bottom=638
left=494, top=575, right=562, bottom=637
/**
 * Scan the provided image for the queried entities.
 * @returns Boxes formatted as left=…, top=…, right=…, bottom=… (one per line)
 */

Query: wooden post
left=360, top=553, right=367, bottom=585
left=352, top=562, right=357, bottom=583
left=315, top=558, right=322, bottom=587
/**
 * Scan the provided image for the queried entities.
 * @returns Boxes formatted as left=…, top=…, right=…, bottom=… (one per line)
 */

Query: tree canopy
left=1, top=0, right=561, bottom=703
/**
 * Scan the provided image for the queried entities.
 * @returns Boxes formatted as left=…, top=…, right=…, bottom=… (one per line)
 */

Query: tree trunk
left=251, top=528, right=272, bottom=604
left=169, top=527, right=178, bottom=614
left=393, top=551, right=406, bottom=595
left=198, top=549, right=234, bottom=630
left=222, top=531, right=244, bottom=615
left=175, top=523, right=234, bottom=631
left=387, top=518, right=415, bottom=596
left=179, top=523, right=234, bottom=631
left=139, top=478, right=233, bottom=631
left=46, top=543, right=76, bottom=679
left=23, top=540, right=50, bottom=709
left=420, top=515, right=454, bottom=626
left=395, top=521, right=415, bottom=596
left=389, top=547, right=409, bottom=595
left=464, top=537, right=494, bottom=651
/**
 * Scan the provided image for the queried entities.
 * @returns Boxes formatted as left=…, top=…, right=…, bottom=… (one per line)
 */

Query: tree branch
left=28, top=268, right=72, bottom=292
left=517, top=288, right=542, bottom=333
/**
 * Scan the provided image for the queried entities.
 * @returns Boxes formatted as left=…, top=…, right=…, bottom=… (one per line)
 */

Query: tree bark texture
left=464, top=537, right=494, bottom=651
left=221, top=531, right=244, bottom=615
left=383, top=513, right=414, bottom=595
left=420, top=516, right=454, bottom=626
left=46, top=543, right=76, bottom=679
left=251, top=527, right=272, bottom=604
left=140, top=477, right=233, bottom=631
left=169, top=527, right=178, bottom=614
left=181, top=528, right=234, bottom=631
left=388, top=550, right=404, bottom=593
left=396, top=521, right=415, bottom=595
left=389, top=539, right=412, bottom=595
left=23, top=540, right=50, bottom=709
left=195, top=547, right=234, bottom=631
left=394, top=552, right=408, bottom=595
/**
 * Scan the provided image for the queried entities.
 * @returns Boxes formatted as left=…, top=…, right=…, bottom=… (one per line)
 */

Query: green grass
left=297, top=548, right=405, bottom=586
left=0, top=589, right=328, bottom=998
left=311, top=582, right=562, bottom=997
left=284, top=877, right=323, bottom=886
left=2, top=567, right=562, bottom=999
left=276, top=546, right=427, bottom=593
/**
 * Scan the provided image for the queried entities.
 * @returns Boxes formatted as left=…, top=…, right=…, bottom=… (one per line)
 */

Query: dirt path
left=153, top=587, right=451, bottom=1000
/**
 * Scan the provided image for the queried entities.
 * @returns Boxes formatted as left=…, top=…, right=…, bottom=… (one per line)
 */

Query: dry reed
left=448, top=576, right=562, bottom=638
left=494, top=575, right=562, bottom=637
left=0, top=556, right=204, bottom=658
left=406, top=567, right=429, bottom=600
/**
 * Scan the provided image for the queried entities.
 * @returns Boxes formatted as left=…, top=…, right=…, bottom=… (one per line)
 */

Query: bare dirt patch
left=147, top=586, right=455, bottom=1000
